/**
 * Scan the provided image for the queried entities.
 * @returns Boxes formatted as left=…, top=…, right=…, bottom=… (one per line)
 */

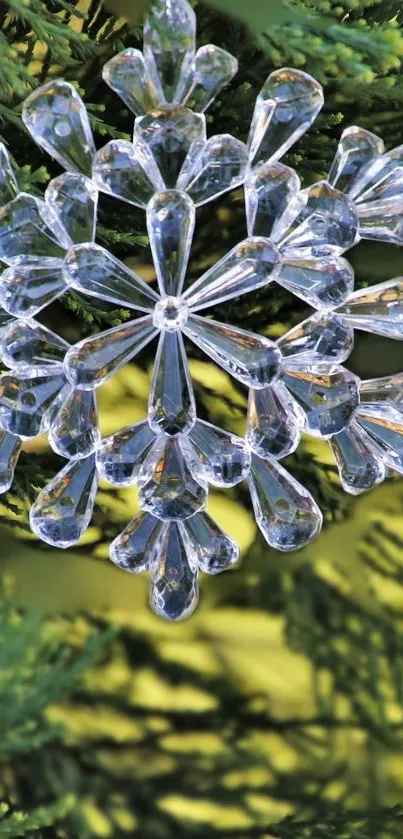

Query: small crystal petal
left=96, top=421, right=156, bottom=486
left=0, top=143, right=19, bottom=204
left=337, top=278, right=403, bottom=339
left=330, top=420, right=385, bottom=494
left=30, top=454, right=98, bottom=548
left=149, top=331, right=196, bottom=435
left=0, top=256, right=66, bottom=317
left=147, top=189, right=195, bottom=296
left=110, top=512, right=167, bottom=573
left=278, top=311, right=354, bottom=365
left=278, top=181, right=359, bottom=258
left=138, top=435, right=207, bottom=520
left=49, top=388, right=99, bottom=458
left=92, top=138, right=164, bottom=207
left=135, top=107, right=206, bottom=188
left=183, top=419, right=250, bottom=486
left=245, top=161, right=300, bottom=238
left=0, top=366, right=65, bottom=437
left=282, top=363, right=360, bottom=438
left=0, top=193, right=71, bottom=265
left=177, top=134, right=248, bottom=206
left=277, top=255, right=354, bottom=309
left=356, top=402, right=403, bottom=474
left=180, top=511, right=239, bottom=574
left=246, top=382, right=303, bottom=459
left=102, top=48, right=163, bottom=114
left=183, top=44, right=238, bottom=112
left=143, top=0, right=196, bottom=103
left=0, top=430, right=21, bottom=493
left=45, top=173, right=97, bottom=243
left=1, top=319, right=69, bottom=369
left=328, top=126, right=384, bottom=195
left=149, top=522, right=199, bottom=620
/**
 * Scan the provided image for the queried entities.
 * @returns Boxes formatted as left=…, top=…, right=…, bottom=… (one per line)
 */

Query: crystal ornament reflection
left=45, top=173, right=97, bottom=243
left=277, top=312, right=354, bottom=365
left=278, top=181, right=359, bottom=257
left=277, top=256, right=354, bottom=310
left=49, top=389, right=99, bottom=458
left=30, top=454, right=98, bottom=547
left=2, top=319, right=69, bottom=369
left=0, top=194, right=70, bottom=264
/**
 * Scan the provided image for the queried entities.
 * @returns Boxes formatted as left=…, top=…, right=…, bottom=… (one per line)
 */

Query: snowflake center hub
left=153, top=296, right=189, bottom=331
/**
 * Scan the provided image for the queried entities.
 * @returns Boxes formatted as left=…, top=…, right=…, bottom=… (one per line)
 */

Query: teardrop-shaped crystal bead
left=30, top=454, right=98, bottom=547
left=110, top=512, right=167, bottom=573
left=138, top=435, right=207, bottom=520
left=277, top=255, right=354, bottom=309
left=92, top=139, right=164, bottom=207
left=360, top=373, right=403, bottom=408
left=45, top=173, right=97, bottom=244
left=149, top=522, right=199, bottom=620
left=63, top=243, right=160, bottom=311
left=184, top=237, right=279, bottom=312
left=330, top=420, right=385, bottom=494
left=184, top=314, right=281, bottom=388
left=357, top=199, right=403, bottom=245
left=143, top=0, right=196, bottom=103
left=180, top=511, right=239, bottom=574
left=177, top=134, right=248, bottom=206
left=337, top=278, right=403, bottom=338
left=278, top=312, right=354, bottom=365
left=96, top=421, right=155, bottom=486
left=355, top=402, right=403, bottom=473
left=135, top=107, right=206, bottom=188
left=183, top=419, right=250, bottom=486
left=49, top=389, right=99, bottom=458
left=246, top=382, right=303, bottom=459
left=348, top=144, right=403, bottom=202
left=22, top=81, right=95, bottom=176
left=0, top=144, right=19, bottom=204
left=0, top=194, right=71, bottom=265
left=102, top=48, right=163, bottom=115
left=245, top=161, right=300, bottom=238
left=1, top=319, right=69, bottom=369
left=147, top=190, right=195, bottom=296
left=0, top=256, right=66, bottom=318
left=149, top=331, right=196, bottom=435
left=279, top=181, right=358, bottom=258
left=0, top=366, right=65, bottom=437
left=64, top=316, right=157, bottom=389
left=328, top=126, right=384, bottom=195
left=183, top=44, right=238, bottom=112
left=249, top=453, right=322, bottom=550
left=0, top=430, right=21, bottom=493
left=282, top=364, right=360, bottom=438
left=248, top=68, right=324, bottom=167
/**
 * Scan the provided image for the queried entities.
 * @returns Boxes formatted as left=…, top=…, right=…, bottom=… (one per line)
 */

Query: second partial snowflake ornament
left=0, top=0, right=403, bottom=619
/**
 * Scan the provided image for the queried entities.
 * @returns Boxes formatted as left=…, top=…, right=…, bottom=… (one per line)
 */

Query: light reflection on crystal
left=177, top=134, right=248, bottom=206
left=0, top=143, right=19, bottom=205
left=180, top=510, right=239, bottom=573
left=102, top=48, right=163, bottom=115
left=183, top=44, right=238, bottom=112
left=278, top=312, right=354, bottom=365
left=246, top=382, right=303, bottom=459
left=135, top=106, right=206, bottom=188
left=30, top=454, right=98, bottom=548
left=49, top=388, right=99, bottom=458
left=138, top=435, right=207, bottom=520
left=147, top=190, right=195, bottom=296
left=282, top=364, right=360, bottom=438
left=149, top=330, right=195, bottom=435
left=96, top=421, right=156, bottom=485
left=45, top=173, right=98, bottom=243
left=0, top=366, right=66, bottom=437
left=184, top=419, right=250, bottom=486
left=328, top=126, right=384, bottom=195
left=143, top=0, right=196, bottom=103
left=245, top=161, right=300, bottom=239
left=337, top=278, right=403, bottom=338
left=110, top=512, right=167, bottom=573
left=92, top=138, right=164, bottom=206
left=149, top=522, right=199, bottom=620
left=2, top=319, right=69, bottom=369
left=277, top=256, right=354, bottom=310
left=0, top=256, right=66, bottom=318
left=330, top=420, right=385, bottom=494
left=0, top=194, right=71, bottom=265
left=356, top=402, right=403, bottom=474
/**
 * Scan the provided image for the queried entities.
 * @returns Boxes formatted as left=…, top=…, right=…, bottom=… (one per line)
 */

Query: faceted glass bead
left=96, top=421, right=156, bottom=485
left=357, top=197, right=403, bottom=245
left=248, top=68, right=324, bottom=167
left=22, top=81, right=95, bottom=176
left=110, top=512, right=167, bottom=573
left=102, top=48, right=163, bottom=115
left=135, top=107, right=206, bottom=188
left=279, top=181, right=359, bottom=258
left=1, top=319, right=69, bottom=369
left=249, top=453, right=322, bottom=550
left=138, top=435, right=207, bottom=520
left=184, top=237, right=279, bottom=312
left=184, top=419, right=250, bottom=487
left=180, top=511, right=239, bottom=574
left=148, top=331, right=196, bottom=435
left=64, top=315, right=158, bottom=389
left=245, top=161, right=300, bottom=239
left=49, top=388, right=99, bottom=458
left=356, top=402, right=403, bottom=473
left=246, top=382, right=303, bottom=459
left=348, top=144, right=403, bottom=202
left=183, top=45, right=238, bottom=112
left=184, top=314, right=281, bottom=388
left=277, top=255, right=354, bottom=310
left=282, top=364, right=360, bottom=438
left=45, top=173, right=97, bottom=244
left=177, top=134, right=248, bottom=206
left=337, top=278, right=403, bottom=339
left=0, top=367, right=65, bottom=437
left=147, top=190, right=195, bottom=296
left=30, top=454, right=98, bottom=548
left=360, top=373, right=403, bottom=408
left=63, top=243, right=160, bottom=311
left=0, top=194, right=70, bottom=264
left=0, top=430, right=21, bottom=493
left=0, top=256, right=66, bottom=318
left=149, top=522, right=199, bottom=621
left=0, top=143, right=19, bottom=204
left=330, top=420, right=385, bottom=495
left=143, top=0, right=196, bottom=103
left=92, top=138, right=164, bottom=207
left=277, top=312, right=354, bottom=365
left=328, top=126, right=384, bottom=195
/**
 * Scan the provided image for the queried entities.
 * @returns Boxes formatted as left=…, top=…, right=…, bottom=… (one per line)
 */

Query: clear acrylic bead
left=49, top=388, right=99, bottom=458
left=45, top=173, right=97, bottom=243
left=138, top=435, right=207, bottom=520
left=248, top=68, right=324, bottom=167
left=92, top=138, right=165, bottom=207
left=282, top=363, right=360, bottom=438
left=102, top=48, right=163, bottom=115
left=148, top=331, right=196, bottom=435
left=96, top=421, right=156, bottom=486
left=0, top=143, right=19, bottom=204
left=348, top=143, right=403, bottom=202
left=246, top=381, right=303, bottom=459
left=135, top=107, right=206, bottom=188
left=0, top=366, right=65, bottom=437
left=278, top=181, right=359, bottom=258
left=22, top=80, right=95, bottom=176
left=63, top=243, right=160, bottom=311
left=0, top=256, right=66, bottom=318
left=183, top=419, right=250, bottom=487
left=110, top=512, right=167, bottom=573
left=180, top=510, right=239, bottom=574
left=183, top=314, right=281, bottom=388
left=245, top=161, right=300, bottom=238
left=143, top=0, right=196, bottom=103
left=277, top=311, right=354, bottom=365
left=337, top=277, right=403, bottom=339
left=30, top=454, right=98, bottom=547
left=277, top=255, right=354, bottom=309
left=356, top=402, right=403, bottom=474
left=328, top=126, right=384, bottom=195
left=360, top=373, right=403, bottom=408
left=249, top=453, right=322, bottom=550
left=1, top=319, right=69, bottom=369
left=0, top=430, right=21, bottom=493
left=64, top=315, right=157, bottom=389
left=184, top=237, right=279, bottom=312
left=330, top=420, right=385, bottom=495
left=147, top=190, right=195, bottom=296
left=177, top=134, right=248, bottom=206
left=0, top=194, right=71, bottom=264
left=149, top=522, right=198, bottom=621
left=183, top=44, right=238, bottom=112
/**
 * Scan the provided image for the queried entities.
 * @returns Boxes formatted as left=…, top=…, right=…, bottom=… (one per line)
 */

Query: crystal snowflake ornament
left=1, top=0, right=403, bottom=620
